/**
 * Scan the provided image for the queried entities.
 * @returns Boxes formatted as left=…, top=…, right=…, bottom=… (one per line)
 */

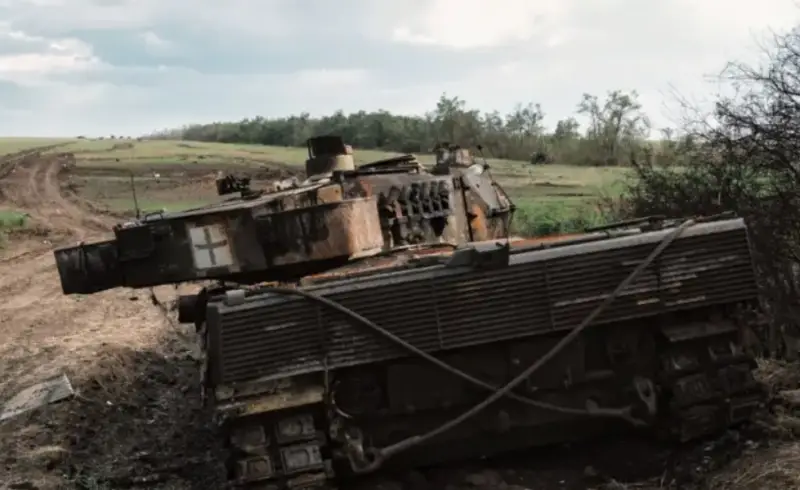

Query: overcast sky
left=0, top=0, right=799, bottom=137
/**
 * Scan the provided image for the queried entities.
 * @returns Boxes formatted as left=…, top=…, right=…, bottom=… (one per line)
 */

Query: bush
left=512, top=200, right=609, bottom=236
left=0, top=210, right=28, bottom=247
left=616, top=26, right=800, bottom=358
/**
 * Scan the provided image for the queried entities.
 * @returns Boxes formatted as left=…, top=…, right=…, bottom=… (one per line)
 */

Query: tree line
left=149, top=90, right=668, bottom=166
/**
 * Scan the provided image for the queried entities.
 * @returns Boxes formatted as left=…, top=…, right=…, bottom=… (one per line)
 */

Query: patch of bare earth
left=0, top=152, right=223, bottom=489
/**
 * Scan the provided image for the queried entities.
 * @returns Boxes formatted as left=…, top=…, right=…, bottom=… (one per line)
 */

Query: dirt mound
left=0, top=281, right=224, bottom=489
left=6, top=333, right=223, bottom=489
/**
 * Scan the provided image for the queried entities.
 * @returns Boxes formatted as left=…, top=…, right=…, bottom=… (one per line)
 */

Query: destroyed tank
left=55, top=136, right=513, bottom=293
left=53, top=136, right=764, bottom=490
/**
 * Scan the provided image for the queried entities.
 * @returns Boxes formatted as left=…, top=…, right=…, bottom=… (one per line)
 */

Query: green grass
left=493, top=164, right=627, bottom=235
left=0, top=210, right=29, bottom=247
left=0, top=137, right=74, bottom=156
left=0, top=209, right=27, bottom=228
left=67, top=139, right=291, bottom=166
left=512, top=199, right=608, bottom=236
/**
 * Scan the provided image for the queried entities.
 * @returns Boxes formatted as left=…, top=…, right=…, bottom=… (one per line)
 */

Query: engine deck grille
left=207, top=219, right=759, bottom=385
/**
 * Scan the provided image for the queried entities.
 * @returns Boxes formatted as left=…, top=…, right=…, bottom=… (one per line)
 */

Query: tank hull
left=199, top=218, right=764, bottom=489
left=214, top=304, right=760, bottom=489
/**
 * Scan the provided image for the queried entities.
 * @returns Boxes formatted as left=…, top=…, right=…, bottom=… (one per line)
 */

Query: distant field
left=0, top=137, right=630, bottom=235
left=0, top=137, right=74, bottom=155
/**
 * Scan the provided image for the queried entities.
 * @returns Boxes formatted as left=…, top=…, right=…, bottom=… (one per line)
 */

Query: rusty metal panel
left=209, top=219, right=759, bottom=385
left=256, top=197, right=384, bottom=266
left=314, top=183, right=344, bottom=203
left=347, top=173, right=458, bottom=248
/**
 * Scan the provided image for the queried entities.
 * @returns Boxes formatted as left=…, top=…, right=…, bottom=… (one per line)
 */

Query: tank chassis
left=52, top=137, right=764, bottom=489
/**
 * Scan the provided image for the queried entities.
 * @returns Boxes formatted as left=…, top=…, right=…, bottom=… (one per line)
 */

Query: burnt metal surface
left=346, top=171, right=464, bottom=247
left=53, top=185, right=386, bottom=293
left=52, top=136, right=513, bottom=295
left=206, top=218, right=758, bottom=386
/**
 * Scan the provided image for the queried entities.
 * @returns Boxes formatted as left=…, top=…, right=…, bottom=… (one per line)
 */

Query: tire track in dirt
left=0, top=155, right=96, bottom=294
left=0, top=144, right=66, bottom=182
left=0, top=146, right=123, bottom=372
left=0, top=149, right=221, bottom=489
left=11, top=152, right=112, bottom=238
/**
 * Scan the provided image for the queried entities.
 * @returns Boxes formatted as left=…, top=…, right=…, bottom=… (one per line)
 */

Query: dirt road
left=0, top=149, right=221, bottom=489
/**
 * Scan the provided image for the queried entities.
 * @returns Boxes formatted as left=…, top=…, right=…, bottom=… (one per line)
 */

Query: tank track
left=655, top=320, right=763, bottom=442
left=219, top=319, right=764, bottom=489
left=223, top=411, right=335, bottom=490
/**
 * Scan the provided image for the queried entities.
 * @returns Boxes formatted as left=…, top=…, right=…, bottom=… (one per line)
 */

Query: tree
left=623, top=25, right=800, bottom=357
left=149, top=91, right=660, bottom=165
left=577, top=90, right=650, bottom=166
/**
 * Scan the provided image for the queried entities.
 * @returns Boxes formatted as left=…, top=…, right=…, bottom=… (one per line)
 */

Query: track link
left=216, top=314, right=765, bottom=489
left=224, top=412, right=336, bottom=490
left=656, top=319, right=763, bottom=442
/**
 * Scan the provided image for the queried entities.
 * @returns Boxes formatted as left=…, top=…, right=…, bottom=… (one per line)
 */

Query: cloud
left=0, top=0, right=798, bottom=137
left=138, top=31, right=177, bottom=56
left=389, top=0, right=569, bottom=50
left=0, top=22, right=100, bottom=86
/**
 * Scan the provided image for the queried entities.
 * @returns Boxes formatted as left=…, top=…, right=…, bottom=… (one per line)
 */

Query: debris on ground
left=0, top=374, right=74, bottom=423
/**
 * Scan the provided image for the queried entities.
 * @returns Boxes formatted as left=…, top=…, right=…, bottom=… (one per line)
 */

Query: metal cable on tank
left=259, top=218, right=697, bottom=473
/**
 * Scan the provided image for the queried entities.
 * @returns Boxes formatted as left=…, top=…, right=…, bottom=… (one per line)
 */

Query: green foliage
left=618, top=25, right=800, bottom=356
left=513, top=200, right=609, bottom=236
left=150, top=91, right=674, bottom=166
left=0, top=210, right=27, bottom=228
left=0, top=210, right=28, bottom=248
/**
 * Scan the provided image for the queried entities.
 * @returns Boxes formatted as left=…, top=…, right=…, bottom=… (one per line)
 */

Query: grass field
left=0, top=209, right=28, bottom=247
left=0, top=137, right=74, bottom=155
left=1, top=138, right=630, bottom=236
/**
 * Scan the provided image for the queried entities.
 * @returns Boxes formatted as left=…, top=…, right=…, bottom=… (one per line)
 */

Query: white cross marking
left=188, top=224, right=233, bottom=269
